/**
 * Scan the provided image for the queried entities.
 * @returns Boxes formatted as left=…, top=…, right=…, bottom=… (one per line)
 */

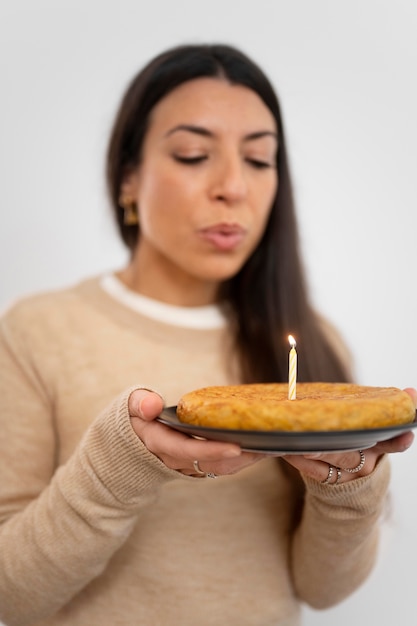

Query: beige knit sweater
left=0, top=277, right=390, bottom=626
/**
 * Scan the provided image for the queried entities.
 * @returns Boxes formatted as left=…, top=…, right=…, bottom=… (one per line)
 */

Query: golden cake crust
left=176, top=382, right=415, bottom=431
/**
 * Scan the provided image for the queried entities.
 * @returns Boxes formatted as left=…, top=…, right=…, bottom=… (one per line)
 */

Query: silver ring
left=321, top=465, right=342, bottom=485
left=341, top=450, right=366, bottom=473
left=192, top=460, right=206, bottom=476
left=321, top=465, right=335, bottom=484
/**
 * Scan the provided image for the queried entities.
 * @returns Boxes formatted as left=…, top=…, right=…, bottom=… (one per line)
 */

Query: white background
left=0, top=1, right=416, bottom=624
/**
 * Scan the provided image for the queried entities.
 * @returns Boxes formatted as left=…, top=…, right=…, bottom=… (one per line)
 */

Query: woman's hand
left=282, top=387, right=417, bottom=485
left=128, top=388, right=265, bottom=477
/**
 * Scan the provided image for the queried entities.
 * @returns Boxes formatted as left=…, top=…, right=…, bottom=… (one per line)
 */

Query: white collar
left=100, top=274, right=227, bottom=330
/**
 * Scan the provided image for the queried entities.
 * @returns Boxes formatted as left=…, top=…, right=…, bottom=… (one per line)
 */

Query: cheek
left=138, top=176, right=202, bottom=254
left=138, top=167, right=198, bottom=227
left=138, top=172, right=177, bottom=232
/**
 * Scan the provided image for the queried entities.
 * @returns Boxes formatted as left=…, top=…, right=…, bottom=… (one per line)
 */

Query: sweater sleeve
left=0, top=312, right=178, bottom=626
left=290, top=456, right=390, bottom=609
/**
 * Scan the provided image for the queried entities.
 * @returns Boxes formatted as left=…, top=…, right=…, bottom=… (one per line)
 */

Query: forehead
left=147, top=77, right=277, bottom=136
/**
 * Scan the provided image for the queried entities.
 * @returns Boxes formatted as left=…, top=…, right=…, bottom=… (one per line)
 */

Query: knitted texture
left=0, top=277, right=390, bottom=626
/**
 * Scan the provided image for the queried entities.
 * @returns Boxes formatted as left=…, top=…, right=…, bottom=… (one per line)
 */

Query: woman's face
left=122, top=77, right=278, bottom=302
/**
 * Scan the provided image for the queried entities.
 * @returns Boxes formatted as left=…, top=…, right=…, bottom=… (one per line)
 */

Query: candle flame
left=288, top=335, right=296, bottom=348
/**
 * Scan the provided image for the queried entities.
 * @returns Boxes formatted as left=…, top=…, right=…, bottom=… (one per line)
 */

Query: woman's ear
left=120, top=169, right=140, bottom=203
left=119, top=170, right=140, bottom=226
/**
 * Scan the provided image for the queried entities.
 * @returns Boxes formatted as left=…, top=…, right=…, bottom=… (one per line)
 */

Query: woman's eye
left=173, top=155, right=208, bottom=165
left=246, top=158, right=274, bottom=169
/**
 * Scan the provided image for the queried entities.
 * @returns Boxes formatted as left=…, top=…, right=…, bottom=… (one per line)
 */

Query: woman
left=0, top=43, right=415, bottom=626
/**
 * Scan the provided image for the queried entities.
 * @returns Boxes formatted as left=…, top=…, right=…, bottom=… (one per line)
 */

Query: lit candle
left=288, top=335, right=297, bottom=400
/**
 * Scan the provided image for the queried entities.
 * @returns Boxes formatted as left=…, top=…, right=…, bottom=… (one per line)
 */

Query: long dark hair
left=106, top=43, right=350, bottom=384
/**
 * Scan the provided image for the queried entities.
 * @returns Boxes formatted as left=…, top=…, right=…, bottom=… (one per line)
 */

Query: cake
left=176, top=382, right=415, bottom=431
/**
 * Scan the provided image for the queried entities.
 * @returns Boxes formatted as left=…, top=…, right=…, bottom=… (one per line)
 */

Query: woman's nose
left=209, top=155, right=248, bottom=204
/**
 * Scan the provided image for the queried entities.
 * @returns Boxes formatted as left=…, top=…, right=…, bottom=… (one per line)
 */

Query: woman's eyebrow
left=165, top=124, right=212, bottom=138
left=165, top=125, right=278, bottom=142
left=244, top=130, right=278, bottom=143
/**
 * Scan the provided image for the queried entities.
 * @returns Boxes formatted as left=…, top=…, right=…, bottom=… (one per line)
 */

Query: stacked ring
left=321, top=465, right=342, bottom=485
left=321, top=451, right=365, bottom=486
left=192, top=460, right=206, bottom=476
left=321, top=466, right=335, bottom=484
left=192, top=460, right=218, bottom=479
left=340, top=450, right=365, bottom=473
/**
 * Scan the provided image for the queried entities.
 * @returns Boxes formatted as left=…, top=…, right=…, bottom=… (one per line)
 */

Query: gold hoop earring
left=119, top=196, right=139, bottom=226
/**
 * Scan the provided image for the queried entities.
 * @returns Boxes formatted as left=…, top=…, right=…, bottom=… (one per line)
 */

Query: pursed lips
left=197, top=223, right=247, bottom=251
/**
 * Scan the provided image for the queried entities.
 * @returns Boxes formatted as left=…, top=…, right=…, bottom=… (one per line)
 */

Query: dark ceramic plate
left=157, top=407, right=417, bottom=454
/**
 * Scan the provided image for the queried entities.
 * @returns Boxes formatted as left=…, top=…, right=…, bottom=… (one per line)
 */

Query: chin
left=177, top=248, right=254, bottom=285
left=194, top=261, right=247, bottom=283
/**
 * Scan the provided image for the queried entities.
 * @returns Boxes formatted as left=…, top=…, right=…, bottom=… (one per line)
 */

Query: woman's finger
left=302, top=448, right=371, bottom=472
left=142, top=419, right=242, bottom=462
left=372, top=431, right=414, bottom=454
left=128, top=388, right=164, bottom=420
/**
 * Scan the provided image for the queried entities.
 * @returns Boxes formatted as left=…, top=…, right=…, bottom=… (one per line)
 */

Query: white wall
left=0, top=1, right=416, bottom=624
